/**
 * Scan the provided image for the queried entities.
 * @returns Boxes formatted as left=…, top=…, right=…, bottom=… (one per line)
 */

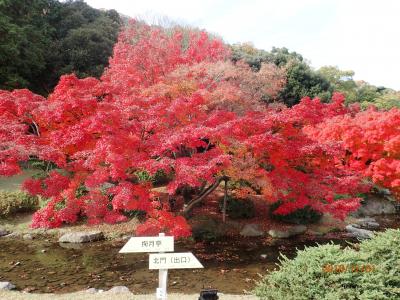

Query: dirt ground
left=0, top=291, right=257, bottom=300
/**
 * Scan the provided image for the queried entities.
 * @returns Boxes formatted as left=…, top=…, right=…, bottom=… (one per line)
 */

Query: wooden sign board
left=149, top=252, right=204, bottom=269
left=119, top=236, right=174, bottom=253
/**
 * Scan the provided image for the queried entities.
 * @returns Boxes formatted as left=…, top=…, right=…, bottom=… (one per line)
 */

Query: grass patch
left=0, top=191, right=39, bottom=218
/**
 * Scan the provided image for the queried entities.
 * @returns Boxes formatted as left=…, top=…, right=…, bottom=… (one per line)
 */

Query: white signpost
left=149, top=252, right=204, bottom=269
left=119, top=235, right=174, bottom=253
left=119, top=233, right=203, bottom=300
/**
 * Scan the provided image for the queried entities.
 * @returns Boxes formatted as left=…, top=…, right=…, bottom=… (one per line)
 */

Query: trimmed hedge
left=270, top=201, right=322, bottom=224
left=0, top=191, right=38, bottom=217
left=254, top=229, right=400, bottom=300
left=218, top=195, right=255, bottom=219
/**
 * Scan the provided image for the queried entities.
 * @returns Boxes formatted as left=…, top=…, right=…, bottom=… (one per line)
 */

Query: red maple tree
left=1, top=21, right=392, bottom=237
left=306, top=104, right=400, bottom=199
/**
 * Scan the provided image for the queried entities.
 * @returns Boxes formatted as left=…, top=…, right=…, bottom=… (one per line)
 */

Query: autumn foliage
left=0, top=20, right=398, bottom=237
left=306, top=106, right=400, bottom=198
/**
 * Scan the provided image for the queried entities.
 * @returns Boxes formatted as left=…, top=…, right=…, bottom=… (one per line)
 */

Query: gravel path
left=0, top=291, right=257, bottom=300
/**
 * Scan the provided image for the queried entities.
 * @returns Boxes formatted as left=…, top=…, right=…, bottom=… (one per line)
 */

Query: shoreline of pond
left=0, top=291, right=257, bottom=300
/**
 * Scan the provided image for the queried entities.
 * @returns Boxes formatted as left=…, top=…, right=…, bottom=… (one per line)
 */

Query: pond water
left=0, top=236, right=352, bottom=294
left=1, top=214, right=398, bottom=294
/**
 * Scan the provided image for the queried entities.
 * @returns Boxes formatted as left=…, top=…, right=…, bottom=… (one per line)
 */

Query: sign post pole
left=119, top=232, right=203, bottom=300
left=157, top=233, right=168, bottom=300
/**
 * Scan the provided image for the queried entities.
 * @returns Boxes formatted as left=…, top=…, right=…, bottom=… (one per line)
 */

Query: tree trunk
left=222, top=178, right=228, bottom=223
left=181, top=176, right=227, bottom=217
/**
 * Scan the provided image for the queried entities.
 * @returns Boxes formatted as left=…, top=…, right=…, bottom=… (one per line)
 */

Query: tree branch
left=181, top=176, right=228, bottom=217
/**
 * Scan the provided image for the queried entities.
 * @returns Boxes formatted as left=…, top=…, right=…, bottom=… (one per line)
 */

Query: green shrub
left=0, top=191, right=39, bottom=217
left=254, top=229, right=400, bottom=300
left=152, top=169, right=172, bottom=186
left=122, top=209, right=147, bottom=220
left=270, top=201, right=322, bottom=224
left=135, top=169, right=172, bottom=186
left=218, top=195, right=255, bottom=219
left=191, top=216, right=226, bottom=242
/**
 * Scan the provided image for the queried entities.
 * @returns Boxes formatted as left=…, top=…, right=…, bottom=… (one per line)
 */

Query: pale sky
left=85, top=0, right=400, bottom=90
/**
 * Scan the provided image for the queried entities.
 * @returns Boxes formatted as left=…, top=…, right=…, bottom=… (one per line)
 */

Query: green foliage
left=0, top=0, right=121, bottom=94
left=231, top=44, right=332, bottom=106
left=122, top=209, right=147, bottom=220
left=281, top=61, right=332, bottom=106
left=218, top=195, right=255, bottom=219
left=27, top=158, right=57, bottom=172
left=75, top=184, right=89, bottom=198
left=360, top=90, right=400, bottom=110
left=318, top=66, right=400, bottom=109
left=191, top=215, right=226, bottom=242
left=152, top=169, right=172, bottom=186
left=231, top=42, right=271, bottom=71
left=270, top=201, right=322, bottom=224
left=318, top=65, right=358, bottom=103
left=0, top=0, right=54, bottom=91
left=135, top=169, right=172, bottom=185
left=254, top=229, right=400, bottom=300
left=0, top=191, right=39, bottom=217
left=135, top=170, right=153, bottom=182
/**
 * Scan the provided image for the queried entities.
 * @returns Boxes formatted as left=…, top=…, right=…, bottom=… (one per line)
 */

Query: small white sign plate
left=119, top=236, right=174, bottom=253
left=149, top=252, right=204, bottom=269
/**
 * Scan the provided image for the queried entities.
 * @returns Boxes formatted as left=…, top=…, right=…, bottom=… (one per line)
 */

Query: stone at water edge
left=290, top=225, right=307, bottom=234
left=59, top=231, right=104, bottom=243
left=0, top=282, right=16, bottom=290
left=352, top=197, right=396, bottom=217
left=268, top=225, right=307, bottom=239
left=345, top=225, right=374, bottom=239
left=23, top=234, right=34, bottom=240
left=268, top=229, right=290, bottom=238
left=240, top=224, right=264, bottom=237
left=106, top=286, right=132, bottom=294
left=85, top=288, right=104, bottom=294
left=364, top=221, right=380, bottom=229
left=0, top=227, right=10, bottom=237
left=353, top=217, right=380, bottom=229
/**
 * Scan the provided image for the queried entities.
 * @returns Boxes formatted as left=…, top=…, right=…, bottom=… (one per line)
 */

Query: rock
left=240, top=224, right=264, bottom=237
left=353, top=218, right=380, bottom=229
left=354, top=217, right=376, bottom=223
left=268, top=229, right=290, bottom=238
left=0, top=282, right=16, bottom=290
left=260, top=254, right=268, bottom=259
left=121, top=235, right=134, bottom=241
left=106, top=286, right=131, bottom=294
left=268, top=225, right=307, bottom=239
left=365, top=222, right=380, bottom=229
left=86, top=288, right=100, bottom=294
left=345, top=224, right=374, bottom=239
left=59, top=231, right=104, bottom=243
left=290, top=225, right=307, bottom=234
left=23, top=234, right=33, bottom=240
left=4, top=232, right=21, bottom=239
left=22, top=286, right=36, bottom=293
left=0, top=227, right=10, bottom=237
left=353, top=197, right=396, bottom=217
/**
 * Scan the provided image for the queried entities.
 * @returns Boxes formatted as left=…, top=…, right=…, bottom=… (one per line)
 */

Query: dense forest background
left=1, top=0, right=399, bottom=108
left=0, top=0, right=122, bottom=94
